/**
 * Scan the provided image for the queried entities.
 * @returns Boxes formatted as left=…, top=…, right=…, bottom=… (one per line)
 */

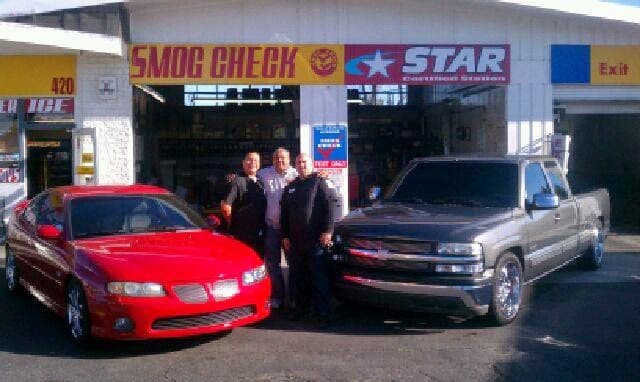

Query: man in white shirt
left=257, top=147, right=297, bottom=309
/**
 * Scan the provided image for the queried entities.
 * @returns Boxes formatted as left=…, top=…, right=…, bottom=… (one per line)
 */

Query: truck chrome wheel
left=496, top=261, right=521, bottom=320
left=5, top=249, right=18, bottom=292
left=488, top=252, right=522, bottom=326
left=579, top=222, right=605, bottom=270
left=593, top=228, right=604, bottom=265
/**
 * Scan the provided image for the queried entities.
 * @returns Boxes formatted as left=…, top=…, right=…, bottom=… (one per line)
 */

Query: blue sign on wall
left=551, top=45, right=591, bottom=84
left=313, top=123, right=347, bottom=169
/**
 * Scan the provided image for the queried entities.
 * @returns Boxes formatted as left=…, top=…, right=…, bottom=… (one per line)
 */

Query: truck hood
left=73, top=230, right=262, bottom=283
left=337, top=202, right=515, bottom=242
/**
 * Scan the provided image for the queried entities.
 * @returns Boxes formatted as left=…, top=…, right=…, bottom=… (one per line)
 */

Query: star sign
left=362, top=50, right=395, bottom=78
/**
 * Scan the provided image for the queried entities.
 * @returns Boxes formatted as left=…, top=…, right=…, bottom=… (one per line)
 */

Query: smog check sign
left=313, top=124, right=347, bottom=169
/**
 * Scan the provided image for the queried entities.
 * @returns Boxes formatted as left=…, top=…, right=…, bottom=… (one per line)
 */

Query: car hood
left=73, top=230, right=261, bottom=282
left=337, top=202, right=515, bottom=242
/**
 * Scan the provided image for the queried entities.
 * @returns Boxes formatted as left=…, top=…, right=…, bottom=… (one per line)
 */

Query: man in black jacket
left=281, top=153, right=336, bottom=324
left=221, top=152, right=266, bottom=256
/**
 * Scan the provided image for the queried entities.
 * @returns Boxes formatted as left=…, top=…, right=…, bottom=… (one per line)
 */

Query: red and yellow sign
left=0, top=56, right=76, bottom=97
left=129, top=44, right=344, bottom=85
left=591, top=45, right=640, bottom=85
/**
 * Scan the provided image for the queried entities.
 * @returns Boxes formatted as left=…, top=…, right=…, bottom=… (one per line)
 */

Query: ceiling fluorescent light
left=135, top=84, right=166, bottom=103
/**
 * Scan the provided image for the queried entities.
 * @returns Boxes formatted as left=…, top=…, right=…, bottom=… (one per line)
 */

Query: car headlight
left=242, top=264, right=267, bottom=286
left=107, top=282, right=166, bottom=297
left=437, top=242, right=482, bottom=256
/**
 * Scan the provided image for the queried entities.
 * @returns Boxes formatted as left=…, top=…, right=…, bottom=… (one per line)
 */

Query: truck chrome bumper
left=335, top=274, right=492, bottom=316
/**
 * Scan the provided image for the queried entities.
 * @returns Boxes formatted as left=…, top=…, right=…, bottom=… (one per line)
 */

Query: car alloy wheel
left=5, top=249, right=18, bottom=292
left=67, top=281, right=90, bottom=343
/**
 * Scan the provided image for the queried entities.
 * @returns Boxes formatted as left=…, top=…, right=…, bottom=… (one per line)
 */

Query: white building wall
left=129, top=0, right=640, bottom=156
left=75, top=54, right=133, bottom=185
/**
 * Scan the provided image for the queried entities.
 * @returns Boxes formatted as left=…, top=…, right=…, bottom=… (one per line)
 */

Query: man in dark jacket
left=221, top=152, right=267, bottom=256
left=281, top=153, right=336, bottom=324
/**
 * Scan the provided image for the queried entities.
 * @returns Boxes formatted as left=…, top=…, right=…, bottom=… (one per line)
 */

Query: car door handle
left=554, top=214, right=561, bottom=222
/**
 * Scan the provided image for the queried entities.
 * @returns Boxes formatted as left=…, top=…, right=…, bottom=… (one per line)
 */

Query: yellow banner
left=129, top=44, right=344, bottom=85
left=591, top=46, right=640, bottom=85
left=0, top=56, right=76, bottom=97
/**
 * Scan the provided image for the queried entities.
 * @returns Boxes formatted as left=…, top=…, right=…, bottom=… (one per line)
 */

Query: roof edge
left=496, top=0, right=640, bottom=26
left=0, top=21, right=124, bottom=56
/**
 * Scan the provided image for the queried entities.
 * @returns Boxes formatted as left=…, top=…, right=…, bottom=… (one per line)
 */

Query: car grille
left=347, top=237, right=434, bottom=254
left=152, top=305, right=256, bottom=330
left=173, top=284, right=208, bottom=304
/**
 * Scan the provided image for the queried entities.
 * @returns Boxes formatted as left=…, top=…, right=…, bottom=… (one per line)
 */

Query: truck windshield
left=69, top=194, right=207, bottom=239
left=388, top=161, right=519, bottom=208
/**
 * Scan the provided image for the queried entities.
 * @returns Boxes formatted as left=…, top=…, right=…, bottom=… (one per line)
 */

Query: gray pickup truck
left=332, top=156, right=610, bottom=325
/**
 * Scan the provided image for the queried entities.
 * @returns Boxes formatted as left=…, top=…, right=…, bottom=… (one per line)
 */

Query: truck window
left=388, top=162, right=519, bottom=208
left=544, top=162, right=570, bottom=200
left=525, top=163, right=552, bottom=204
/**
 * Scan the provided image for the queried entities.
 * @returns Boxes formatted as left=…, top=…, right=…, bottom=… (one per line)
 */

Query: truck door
left=524, top=162, right=565, bottom=278
left=544, top=161, right=580, bottom=263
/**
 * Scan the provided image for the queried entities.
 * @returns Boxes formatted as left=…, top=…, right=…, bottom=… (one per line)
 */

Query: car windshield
left=69, top=194, right=207, bottom=239
left=387, top=161, right=519, bottom=208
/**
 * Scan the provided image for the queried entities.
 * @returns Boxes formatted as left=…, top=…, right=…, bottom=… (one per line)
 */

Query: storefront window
left=184, top=84, right=284, bottom=106
left=347, top=85, right=408, bottom=106
left=0, top=114, right=20, bottom=183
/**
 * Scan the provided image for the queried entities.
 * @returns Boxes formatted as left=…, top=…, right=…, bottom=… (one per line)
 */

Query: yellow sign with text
left=0, top=56, right=76, bottom=97
left=76, top=165, right=94, bottom=175
left=591, top=46, right=640, bottom=85
left=129, top=44, right=344, bottom=85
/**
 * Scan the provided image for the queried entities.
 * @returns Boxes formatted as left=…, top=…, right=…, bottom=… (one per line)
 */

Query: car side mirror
left=206, top=214, right=221, bottom=229
left=531, top=192, right=559, bottom=210
left=37, top=224, right=62, bottom=240
left=368, top=186, right=382, bottom=201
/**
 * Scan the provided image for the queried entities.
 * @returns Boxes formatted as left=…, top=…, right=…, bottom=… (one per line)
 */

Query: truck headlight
left=435, top=263, right=484, bottom=274
left=437, top=242, right=483, bottom=256
left=242, top=264, right=267, bottom=286
left=107, top=282, right=166, bottom=297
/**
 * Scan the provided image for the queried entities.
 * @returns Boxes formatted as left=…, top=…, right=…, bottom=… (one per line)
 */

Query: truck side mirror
left=531, top=192, right=559, bottom=210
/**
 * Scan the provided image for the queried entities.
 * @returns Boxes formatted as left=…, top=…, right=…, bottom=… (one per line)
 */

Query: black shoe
left=309, top=314, right=332, bottom=329
left=287, top=309, right=310, bottom=322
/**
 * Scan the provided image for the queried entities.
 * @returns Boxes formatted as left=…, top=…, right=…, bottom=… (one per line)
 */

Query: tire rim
left=6, top=251, right=16, bottom=290
left=594, top=228, right=604, bottom=265
left=67, top=286, right=85, bottom=339
left=497, top=260, right=521, bottom=320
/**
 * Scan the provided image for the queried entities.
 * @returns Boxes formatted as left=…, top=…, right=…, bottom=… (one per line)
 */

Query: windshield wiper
left=138, top=225, right=195, bottom=232
left=387, top=197, right=426, bottom=204
left=74, top=230, right=127, bottom=238
left=428, top=197, right=487, bottom=207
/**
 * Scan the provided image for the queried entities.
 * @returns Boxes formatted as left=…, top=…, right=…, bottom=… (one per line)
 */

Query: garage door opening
left=347, top=84, right=506, bottom=207
left=133, top=84, right=299, bottom=215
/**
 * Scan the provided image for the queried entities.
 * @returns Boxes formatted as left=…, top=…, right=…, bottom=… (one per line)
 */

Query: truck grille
left=152, top=305, right=256, bottom=330
left=347, top=237, right=433, bottom=254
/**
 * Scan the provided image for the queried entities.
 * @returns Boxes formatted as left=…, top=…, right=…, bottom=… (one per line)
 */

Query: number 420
left=51, top=77, right=74, bottom=95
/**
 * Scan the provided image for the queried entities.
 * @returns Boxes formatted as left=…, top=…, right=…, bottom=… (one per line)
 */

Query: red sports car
left=4, top=185, right=271, bottom=342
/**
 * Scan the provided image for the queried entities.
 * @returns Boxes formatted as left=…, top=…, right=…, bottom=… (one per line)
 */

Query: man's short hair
left=273, top=147, right=290, bottom=158
left=245, top=151, right=260, bottom=160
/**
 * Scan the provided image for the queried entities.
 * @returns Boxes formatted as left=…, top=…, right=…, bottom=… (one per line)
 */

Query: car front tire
left=67, top=279, right=92, bottom=344
left=488, top=252, right=523, bottom=326
left=5, top=247, right=20, bottom=294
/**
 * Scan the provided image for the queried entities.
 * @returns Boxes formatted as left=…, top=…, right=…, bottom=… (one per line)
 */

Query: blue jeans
left=264, top=227, right=286, bottom=303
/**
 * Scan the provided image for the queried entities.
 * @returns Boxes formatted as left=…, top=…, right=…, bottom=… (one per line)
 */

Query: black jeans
left=288, top=243, right=332, bottom=317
